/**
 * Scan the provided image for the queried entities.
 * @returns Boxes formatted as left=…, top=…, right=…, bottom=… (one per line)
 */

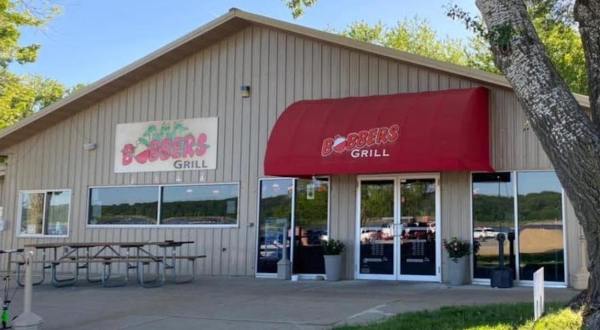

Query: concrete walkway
left=9, top=277, right=578, bottom=330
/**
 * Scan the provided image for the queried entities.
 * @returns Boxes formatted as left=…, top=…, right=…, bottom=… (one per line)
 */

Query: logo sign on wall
left=114, top=117, right=218, bottom=173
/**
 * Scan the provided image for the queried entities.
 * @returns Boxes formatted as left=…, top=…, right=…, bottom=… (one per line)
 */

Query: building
left=0, top=9, right=590, bottom=287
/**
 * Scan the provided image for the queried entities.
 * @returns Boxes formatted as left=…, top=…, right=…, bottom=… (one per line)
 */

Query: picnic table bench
left=14, top=241, right=205, bottom=288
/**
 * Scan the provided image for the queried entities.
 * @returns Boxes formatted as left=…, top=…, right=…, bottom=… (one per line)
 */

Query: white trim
left=355, top=174, right=441, bottom=282
left=86, top=181, right=241, bottom=228
left=16, top=189, right=72, bottom=238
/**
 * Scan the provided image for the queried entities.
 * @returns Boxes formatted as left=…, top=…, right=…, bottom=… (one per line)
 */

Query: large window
left=19, top=190, right=71, bottom=237
left=89, top=186, right=159, bottom=225
left=257, top=178, right=329, bottom=275
left=472, top=171, right=565, bottom=283
left=88, top=183, right=239, bottom=226
left=517, top=172, right=564, bottom=282
left=161, top=184, right=238, bottom=225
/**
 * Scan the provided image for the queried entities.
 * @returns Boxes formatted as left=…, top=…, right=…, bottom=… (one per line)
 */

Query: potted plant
left=322, top=239, right=345, bottom=281
left=443, top=237, right=471, bottom=285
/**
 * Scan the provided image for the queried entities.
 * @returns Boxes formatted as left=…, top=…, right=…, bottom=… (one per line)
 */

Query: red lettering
left=377, top=127, right=389, bottom=144
left=346, top=133, right=358, bottom=149
left=134, top=149, right=150, bottom=164
left=159, top=138, right=171, bottom=161
left=388, top=124, right=400, bottom=142
left=148, top=140, right=160, bottom=162
left=366, top=128, right=378, bottom=146
left=121, top=144, right=135, bottom=166
left=171, top=137, right=184, bottom=159
left=195, top=133, right=208, bottom=157
left=356, top=131, right=369, bottom=148
left=321, top=138, right=334, bottom=157
left=183, top=134, right=196, bottom=158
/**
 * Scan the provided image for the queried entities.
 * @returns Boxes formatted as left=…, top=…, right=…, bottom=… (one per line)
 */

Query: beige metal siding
left=0, top=24, right=584, bottom=283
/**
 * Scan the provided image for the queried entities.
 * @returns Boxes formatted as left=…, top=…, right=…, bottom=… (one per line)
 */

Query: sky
left=12, top=0, right=479, bottom=87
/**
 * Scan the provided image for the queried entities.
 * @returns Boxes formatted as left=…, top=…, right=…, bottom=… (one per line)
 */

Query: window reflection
left=20, top=192, right=45, bottom=235
left=161, top=184, right=238, bottom=225
left=400, top=179, right=436, bottom=276
left=518, top=171, right=564, bottom=282
left=257, top=179, right=293, bottom=274
left=359, top=180, right=394, bottom=275
left=293, top=178, right=329, bottom=274
left=45, top=191, right=70, bottom=235
left=472, top=173, right=516, bottom=280
left=88, top=186, right=159, bottom=225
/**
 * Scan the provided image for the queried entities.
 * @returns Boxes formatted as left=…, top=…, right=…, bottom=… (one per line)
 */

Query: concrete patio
left=8, top=277, right=579, bottom=330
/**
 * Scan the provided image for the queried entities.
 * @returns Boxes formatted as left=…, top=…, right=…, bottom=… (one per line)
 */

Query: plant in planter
left=443, top=237, right=471, bottom=286
left=322, top=239, right=345, bottom=281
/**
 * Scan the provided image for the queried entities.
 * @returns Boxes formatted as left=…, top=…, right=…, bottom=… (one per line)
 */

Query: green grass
left=336, top=302, right=582, bottom=330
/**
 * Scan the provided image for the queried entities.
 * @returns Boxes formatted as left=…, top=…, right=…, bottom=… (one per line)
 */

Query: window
left=88, top=183, right=239, bottom=226
left=89, top=186, right=159, bottom=225
left=517, top=172, right=564, bottom=282
left=471, top=171, right=565, bottom=283
left=161, top=184, right=238, bottom=225
left=19, top=190, right=71, bottom=237
left=472, top=173, right=515, bottom=280
left=256, top=178, right=330, bottom=275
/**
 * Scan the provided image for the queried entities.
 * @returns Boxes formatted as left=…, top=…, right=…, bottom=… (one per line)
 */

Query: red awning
left=264, top=87, right=493, bottom=176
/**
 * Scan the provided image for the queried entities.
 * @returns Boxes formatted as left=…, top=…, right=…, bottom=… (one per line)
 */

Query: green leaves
left=284, top=0, right=318, bottom=18
left=136, top=122, right=190, bottom=146
left=0, top=72, right=66, bottom=130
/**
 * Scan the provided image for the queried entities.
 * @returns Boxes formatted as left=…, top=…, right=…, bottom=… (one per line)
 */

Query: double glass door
left=356, top=175, right=440, bottom=281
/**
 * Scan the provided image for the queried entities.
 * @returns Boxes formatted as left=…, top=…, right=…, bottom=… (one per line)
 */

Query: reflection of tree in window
left=361, top=181, right=394, bottom=226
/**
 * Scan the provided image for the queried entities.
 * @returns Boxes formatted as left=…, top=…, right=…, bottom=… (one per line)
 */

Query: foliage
left=285, top=0, right=586, bottom=94
left=0, top=1, right=71, bottom=131
left=0, top=0, right=59, bottom=68
left=447, top=0, right=588, bottom=94
left=322, top=238, right=345, bottom=255
left=443, top=237, right=471, bottom=262
left=0, top=72, right=67, bottom=130
left=284, top=0, right=317, bottom=18
left=335, top=302, right=582, bottom=330
left=338, top=18, right=498, bottom=73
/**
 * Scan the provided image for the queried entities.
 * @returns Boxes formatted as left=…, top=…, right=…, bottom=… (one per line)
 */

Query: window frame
left=255, top=177, right=331, bottom=278
left=86, top=182, right=240, bottom=229
left=17, top=189, right=72, bottom=238
left=469, top=170, right=568, bottom=287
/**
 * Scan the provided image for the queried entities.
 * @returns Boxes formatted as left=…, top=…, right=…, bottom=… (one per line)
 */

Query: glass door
left=399, top=178, right=439, bottom=280
left=357, top=179, right=396, bottom=279
left=356, top=175, right=441, bottom=281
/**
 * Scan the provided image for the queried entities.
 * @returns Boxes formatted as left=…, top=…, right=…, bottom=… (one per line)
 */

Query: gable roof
left=0, top=8, right=590, bottom=152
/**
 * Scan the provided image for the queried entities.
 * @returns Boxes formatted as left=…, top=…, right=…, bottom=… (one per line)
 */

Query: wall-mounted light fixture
left=240, top=85, right=251, bottom=98
left=83, top=142, right=97, bottom=151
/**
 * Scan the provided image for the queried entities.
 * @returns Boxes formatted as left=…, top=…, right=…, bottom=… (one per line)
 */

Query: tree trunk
left=476, top=0, right=600, bottom=327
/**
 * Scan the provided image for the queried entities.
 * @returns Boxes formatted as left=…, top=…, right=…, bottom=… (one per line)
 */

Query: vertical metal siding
left=0, top=25, right=583, bottom=283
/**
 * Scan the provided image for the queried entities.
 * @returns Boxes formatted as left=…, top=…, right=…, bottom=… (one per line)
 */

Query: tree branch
left=575, top=0, right=600, bottom=132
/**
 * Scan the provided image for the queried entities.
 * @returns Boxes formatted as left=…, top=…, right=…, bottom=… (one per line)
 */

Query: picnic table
left=17, top=241, right=203, bottom=288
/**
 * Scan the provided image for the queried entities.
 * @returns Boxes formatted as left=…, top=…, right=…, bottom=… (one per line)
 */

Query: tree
left=338, top=18, right=497, bottom=72
left=0, top=0, right=70, bottom=131
left=285, top=0, right=600, bottom=326
left=320, top=1, right=588, bottom=94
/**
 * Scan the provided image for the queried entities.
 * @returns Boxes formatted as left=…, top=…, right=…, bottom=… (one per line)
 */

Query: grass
left=336, top=302, right=582, bottom=330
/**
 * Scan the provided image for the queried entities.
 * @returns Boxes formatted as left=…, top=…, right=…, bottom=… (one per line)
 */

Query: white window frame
left=17, top=189, right=72, bottom=238
left=469, top=170, right=568, bottom=287
left=86, top=182, right=240, bottom=229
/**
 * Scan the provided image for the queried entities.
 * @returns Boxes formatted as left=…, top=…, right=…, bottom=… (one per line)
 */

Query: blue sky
left=13, top=0, right=479, bottom=87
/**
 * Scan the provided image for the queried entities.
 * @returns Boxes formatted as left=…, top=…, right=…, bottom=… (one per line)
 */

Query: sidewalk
left=9, top=277, right=578, bottom=329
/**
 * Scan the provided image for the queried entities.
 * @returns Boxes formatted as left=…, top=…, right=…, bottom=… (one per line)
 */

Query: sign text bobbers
left=114, top=117, right=218, bottom=173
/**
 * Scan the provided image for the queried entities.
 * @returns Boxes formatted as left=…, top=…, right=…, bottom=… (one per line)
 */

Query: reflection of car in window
left=474, top=227, right=500, bottom=240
